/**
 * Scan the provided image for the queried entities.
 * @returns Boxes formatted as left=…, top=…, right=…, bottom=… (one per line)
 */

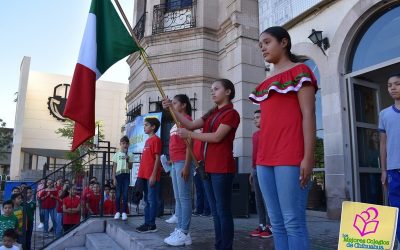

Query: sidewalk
left=116, top=211, right=340, bottom=250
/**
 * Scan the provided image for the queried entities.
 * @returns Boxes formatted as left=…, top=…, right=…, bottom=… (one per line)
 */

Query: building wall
left=10, top=57, right=128, bottom=180
left=128, top=0, right=264, bottom=172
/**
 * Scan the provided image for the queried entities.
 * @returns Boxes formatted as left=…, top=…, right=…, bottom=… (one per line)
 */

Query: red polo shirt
left=169, top=115, right=192, bottom=162
left=193, top=139, right=203, bottom=162
left=138, top=136, right=162, bottom=181
left=201, top=103, right=240, bottom=173
left=86, top=192, right=101, bottom=215
left=63, top=195, right=81, bottom=225
left=104, top=200, right=116, bottom=215
left=40, top=190, right=58, bottom=209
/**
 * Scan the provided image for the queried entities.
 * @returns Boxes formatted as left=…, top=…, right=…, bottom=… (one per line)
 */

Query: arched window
left=349, top=4, right=400, bottom=72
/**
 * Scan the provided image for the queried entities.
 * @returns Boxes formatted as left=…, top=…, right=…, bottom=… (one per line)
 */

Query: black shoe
left=201, top=212, right=211, bottom=217
left=136, top=224, right=157, bottom=233
left=192, top=211, right=202, bottom=216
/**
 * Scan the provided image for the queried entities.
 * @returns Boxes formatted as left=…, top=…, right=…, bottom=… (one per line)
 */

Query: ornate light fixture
left=308, top=29, right=330, bottom=56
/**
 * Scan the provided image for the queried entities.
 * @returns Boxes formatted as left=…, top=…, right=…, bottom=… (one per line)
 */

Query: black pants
left=63, top=224, right=77, bottom=233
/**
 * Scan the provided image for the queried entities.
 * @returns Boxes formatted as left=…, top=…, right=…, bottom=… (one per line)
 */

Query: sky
left=0, top=0, right=134, bottom=128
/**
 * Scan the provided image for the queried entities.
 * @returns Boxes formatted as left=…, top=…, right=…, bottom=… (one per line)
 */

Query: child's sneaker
left=122, top=213, right=128, bottom=221
left=165, top=229, right=192, bottom=246
left=250, top=226, right=262, bottom=237
left=136, top=224, right=157, bottom=233
left=164, top=229, right=179, bottom=244
left=165, top=214, right=178, bottom=224
left=37, top=223, right=44, bottom=229
left=114, top=212, right=121, bottom=220
left=259, top=227, right=273, bottom=238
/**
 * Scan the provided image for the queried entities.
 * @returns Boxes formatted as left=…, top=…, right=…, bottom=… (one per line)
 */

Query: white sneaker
left=37, top=223, right=44, bottom=229
left=122, top=213, right=128, bottom=221
left=165, top=214, right=178, bottom=224
left=114, top=212, right=121, bottom=220
left=165, top=230, right=192, bottom=246
left=164, top=228, right=179, bottom=244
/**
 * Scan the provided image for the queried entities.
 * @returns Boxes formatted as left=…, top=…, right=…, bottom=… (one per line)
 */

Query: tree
left=0, top=119, right=12, bottom=160
left=55, top=119, right=104, bottom=173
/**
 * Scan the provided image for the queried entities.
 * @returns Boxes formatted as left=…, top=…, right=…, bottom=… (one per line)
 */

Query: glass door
left=347, top=78, right=383, bottom=205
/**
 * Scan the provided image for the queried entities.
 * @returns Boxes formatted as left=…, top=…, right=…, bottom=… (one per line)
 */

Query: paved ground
left=120, top=211, right=340, bottom=250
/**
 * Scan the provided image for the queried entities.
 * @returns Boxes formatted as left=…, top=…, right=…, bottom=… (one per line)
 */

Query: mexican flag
left=64, top=0, right=140, bottom=151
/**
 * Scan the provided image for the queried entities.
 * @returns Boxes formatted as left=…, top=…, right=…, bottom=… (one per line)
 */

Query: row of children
left=111, top=26, right=320, bottom=250
left=0, top=186, right=35, bottom=250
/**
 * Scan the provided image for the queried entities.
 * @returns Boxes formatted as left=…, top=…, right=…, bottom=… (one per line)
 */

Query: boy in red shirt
left=86, top=182, right=101, bottom=216
left=104, top=188, right=117, bottom=215
left=136, top=117, right=162, bottom=233
left=62, top=185, right=81, bottom=232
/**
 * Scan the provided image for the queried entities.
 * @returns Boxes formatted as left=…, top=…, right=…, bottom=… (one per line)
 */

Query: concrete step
left=85, top=233, right=123, bottom=250
left=65, top=247, right=88, bottom=250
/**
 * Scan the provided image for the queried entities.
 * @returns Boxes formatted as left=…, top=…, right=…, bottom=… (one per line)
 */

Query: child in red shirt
left=62, top=185, right=81, bottom=232
left=249, top=26, right=318, bottom=250
left=39, top=179, right=58, bottom=237
left=86, top=182, right=101, bottom=216
left=104, top=188, right=117, bottom=215
left=135, top=117, right=162, bottom=233
left=163, top=79, right=240, bottom=250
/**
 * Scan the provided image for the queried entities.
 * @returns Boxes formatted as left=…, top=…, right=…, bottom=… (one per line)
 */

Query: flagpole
left=113, top=0, right=201, bottom=170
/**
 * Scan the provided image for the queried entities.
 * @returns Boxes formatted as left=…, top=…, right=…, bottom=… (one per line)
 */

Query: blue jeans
left=44, top=208, right=56, bottom=234
left=204, top=173, right=234, bottom=250
left=171, top=161, right=193, bottom=233
left=257, top=166, right=310, bottom=250
left=143, top=179, right=160, bottom=226
left=194, top=172, right=210, bottom=215
left=116, top=173, right=130, bottom=213
left=387, top=170, right=400, bottom=241
left=56, top=212, right=63, bottom=237
left=253, top=168, right=271, bottom=226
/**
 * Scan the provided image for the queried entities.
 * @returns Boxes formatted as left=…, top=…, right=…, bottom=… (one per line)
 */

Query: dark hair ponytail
left=261, top=26, right=299, bottom=63
left=173, top=94, right=192, bottom=116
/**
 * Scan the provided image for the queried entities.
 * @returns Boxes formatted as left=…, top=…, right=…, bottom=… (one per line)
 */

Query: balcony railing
left=133, top=13, right=146, bottom=41
left=152, top=0, right=196, bottom=34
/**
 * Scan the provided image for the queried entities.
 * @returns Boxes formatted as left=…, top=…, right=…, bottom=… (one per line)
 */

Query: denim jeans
left=171, top=161, right=193, bottom=233
left=252, top=168, right=271, bottom=226
left=387, top=170, right=400, bottom=241
left=116, top=173, right=130, bottom=213
left=204, top=173, right=234, bottom=250
left=44, top=208, right=56, bottom=234
left=257, top=166, right=310, bottom=250
left=143, top=179, right=160, bottom=226
left=194, top=172, right=210, bottom=215
left=55, top=212, right=63, bottom=237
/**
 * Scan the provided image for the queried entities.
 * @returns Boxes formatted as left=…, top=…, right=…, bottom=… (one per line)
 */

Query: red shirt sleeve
left=220, top=110, right=240, bottom=129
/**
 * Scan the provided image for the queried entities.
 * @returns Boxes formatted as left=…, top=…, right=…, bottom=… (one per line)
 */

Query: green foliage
left=0, top=119, right=12, bottom=160
left=55, top=119, right=105, bottom=173
left=315, top=137, right=324, bottom=168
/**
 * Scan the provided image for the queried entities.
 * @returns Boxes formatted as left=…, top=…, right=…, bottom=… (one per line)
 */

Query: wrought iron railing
left=152, top=0, right=196, bottom=34
left=19, top=151, right=114, bottom=249
left=133, top=13, right=146, bottom=41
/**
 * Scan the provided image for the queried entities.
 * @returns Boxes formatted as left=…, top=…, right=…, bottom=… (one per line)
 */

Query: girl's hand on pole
left=162, top=98, right=172, bottom=109
left=177, top=128, right=189, bottom=139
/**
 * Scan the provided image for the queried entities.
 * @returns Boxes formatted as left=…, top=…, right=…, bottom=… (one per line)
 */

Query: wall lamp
left=308, top=29, right=330, bottom=56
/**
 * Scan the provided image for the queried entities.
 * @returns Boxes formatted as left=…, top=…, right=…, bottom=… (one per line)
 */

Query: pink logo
left=353, top=207, right=379, bottom=237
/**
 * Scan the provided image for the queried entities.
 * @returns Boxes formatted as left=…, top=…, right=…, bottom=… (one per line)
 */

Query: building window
left=152, top=0, right=196, bottom=34
left=166, top=0, right=193, bottom=12
left=349, top=4, right=400, bottom=72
